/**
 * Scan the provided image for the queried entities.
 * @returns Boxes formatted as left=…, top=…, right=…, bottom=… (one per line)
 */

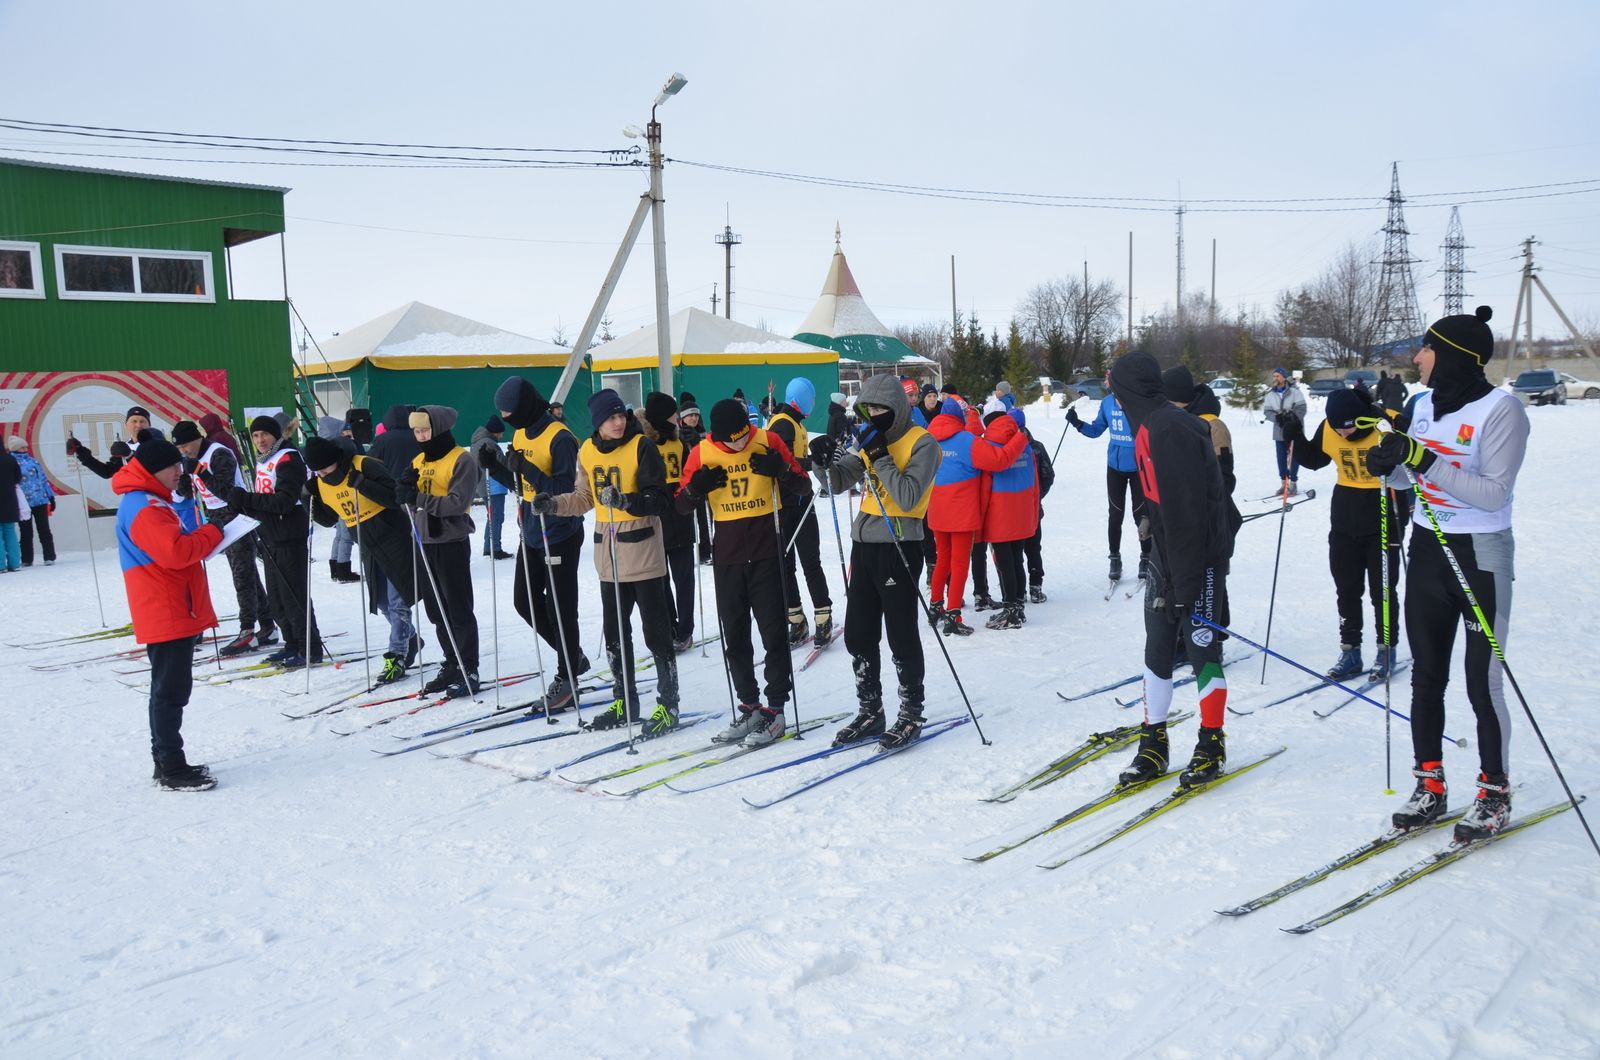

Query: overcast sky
left=5, top=0, right=1599, bottom=354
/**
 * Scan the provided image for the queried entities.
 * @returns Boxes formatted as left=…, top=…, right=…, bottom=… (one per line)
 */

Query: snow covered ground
left=5, top=396, right=1599, bottom=1059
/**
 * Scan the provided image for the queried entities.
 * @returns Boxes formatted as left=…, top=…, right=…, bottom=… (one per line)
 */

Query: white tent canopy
left=306, top=301, right=562, bottom=366
left=589, top=306, right=832, bottom=365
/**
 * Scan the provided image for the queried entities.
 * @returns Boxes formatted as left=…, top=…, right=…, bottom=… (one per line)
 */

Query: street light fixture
left=654, top=72, right=688, bottom=111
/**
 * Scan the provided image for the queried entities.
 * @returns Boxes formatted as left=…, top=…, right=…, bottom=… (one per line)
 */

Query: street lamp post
left=649, top=72, right=686, bottom=396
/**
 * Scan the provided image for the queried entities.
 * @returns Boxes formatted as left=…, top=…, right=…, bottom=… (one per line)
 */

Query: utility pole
left=950, top=255, right=958, bottom=339
left=1127, top=231, right=1133, bottom=344
left=1502, top=236, right=1599, bottom=377
left=1175, top=204, right=1186, bottom=330
left=710, top=283, right=719, bottom=316
left=1209, top=237, right=1217, bottom=326
left=713, top=218, right=741, bottom=320
left=1371, top=162, right=1425, bottom=361
left=1439, top=206, right=1471, bottom=316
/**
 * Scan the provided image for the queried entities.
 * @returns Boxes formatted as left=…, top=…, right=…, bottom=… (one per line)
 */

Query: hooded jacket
left=820, top=374, right=941, bottom=544
left=926, top=407, right=985, bottom=533
left=1074, top=393, right=1137, bottom=473
left=1262, top=380, right=1307, bottom=442
left=0, top=449, right=20, bottom=522
left=366, top=404, right=422, bottom=478
left=1112, top=352, right=1234, bottom=607
left=968, top=410, right=1038, bottom=542
left=407, top=405, right=477, bottom=545
left=553, top=413, right=670, bottom=582
left=113, top=459, right=223, bottom=643
left=635, top=409, right=695, bottom=551
left=307, top=440, right=421, bottom=611
left=489, top=377, right=582, bottom=550
left=469, top=424, right=509, bottom=498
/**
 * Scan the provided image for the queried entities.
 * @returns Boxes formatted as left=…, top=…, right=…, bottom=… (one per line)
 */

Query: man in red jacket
left=114, top=438, right=225, bottom=791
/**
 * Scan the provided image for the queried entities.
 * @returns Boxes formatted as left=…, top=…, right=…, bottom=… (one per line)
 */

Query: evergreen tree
left=1227, top=329, right=1265, bottom=410
left=1004, top=320, right=1034, bottom=401
left=948, top=312, right=989, bottom=400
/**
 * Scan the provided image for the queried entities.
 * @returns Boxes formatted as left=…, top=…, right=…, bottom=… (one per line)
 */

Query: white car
left=1559, top=372, right=1600, bottom=400
left=1208, top=377, right=1236, bottom=393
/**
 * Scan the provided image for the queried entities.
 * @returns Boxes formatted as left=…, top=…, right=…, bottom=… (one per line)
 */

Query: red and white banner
left=0, top=369, right=230, bottom=512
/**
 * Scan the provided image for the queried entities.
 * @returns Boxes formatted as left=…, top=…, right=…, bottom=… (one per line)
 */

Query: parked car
left=1207, top=377, right=1236, bottom=394
left=1307, top=377, right=1345, bottom=398
left=1072, top=378, right=1107, bottom=401
left=1512, top=369, right=1567, bottom=406
left=1343, top=369, right=1380, bottom=390
left=1559, top=372, right=1600, bottom=400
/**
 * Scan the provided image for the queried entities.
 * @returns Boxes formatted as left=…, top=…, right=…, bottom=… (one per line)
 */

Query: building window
left=54, top=244, right=215, bottom=303
left=599, top=372, right=643, bottom=412
left=0, top=241, right=44, bottom=298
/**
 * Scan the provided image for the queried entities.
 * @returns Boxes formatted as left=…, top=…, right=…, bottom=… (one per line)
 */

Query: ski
left=1282, top=797, right=1584, bottom=934
left=1218, top=808, right=1470, bottom=917
left=1102, top=578, right=1121, bottom=602
left=1058, top=672, right=1141, bottom=703
left=206, top=650, right=378, bottom=684
left=799, top=626, right=844, bottom=671
left=1240, top=489, right=1318, bottom=522
left=967, top=770, right=1174, bottom=863
left=595, top=714, right=851, bottom=796
left=983, top=711, right=1196, bottom=804
left=373, top=702, right=580, bottom=756
left=389, top=676, right=653, bottom=740
left=1109, top=648, right=1260, bottom=709
left=1314, top=662, right=1413, bottom=719
left=458, top=712, right=719, bottom=773
left=1123, top=577, right=1148, bottom=600
left=324, top=673, right=547, bottom=735
left=741, top=716, right=974, bottom=809
left=1037, top=746, right=1288, bottom=869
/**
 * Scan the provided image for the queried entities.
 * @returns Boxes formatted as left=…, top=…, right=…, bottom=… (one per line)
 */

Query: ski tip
left=1281, top=925, right=1316, bottom=936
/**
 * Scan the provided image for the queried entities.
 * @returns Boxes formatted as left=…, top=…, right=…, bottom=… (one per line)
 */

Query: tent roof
left=589, top=307, right=836, bottom=368
left=302, top=301, right=566, bottom=374
left=793, top=231, right=919, bottom=364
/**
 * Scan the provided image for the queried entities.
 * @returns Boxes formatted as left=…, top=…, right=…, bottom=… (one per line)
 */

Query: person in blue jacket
left=1066, top=367, right=1151, bottom=583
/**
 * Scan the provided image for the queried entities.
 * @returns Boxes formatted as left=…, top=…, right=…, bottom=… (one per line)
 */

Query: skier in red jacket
left=114, top=438, right=225, bottom=791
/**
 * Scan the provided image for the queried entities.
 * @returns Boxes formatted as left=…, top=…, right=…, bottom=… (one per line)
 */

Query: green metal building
left=0, top=157, right=293, bottom=423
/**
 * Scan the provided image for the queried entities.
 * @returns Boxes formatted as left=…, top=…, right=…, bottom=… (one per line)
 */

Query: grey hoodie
left=820, top=373, right=942, bottom=544
left=409, top=404, right=478, bottom=544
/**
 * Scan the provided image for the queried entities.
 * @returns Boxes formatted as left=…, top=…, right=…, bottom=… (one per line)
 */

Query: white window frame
left=54, top=243, right=216, bottom=303
left=0, top=240, right=45, bottom=299
left=599, top=371, right=644, bottom=412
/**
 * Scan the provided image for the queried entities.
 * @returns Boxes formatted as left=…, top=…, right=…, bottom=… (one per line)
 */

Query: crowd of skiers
left=98, top=308, right=1528, bottom=847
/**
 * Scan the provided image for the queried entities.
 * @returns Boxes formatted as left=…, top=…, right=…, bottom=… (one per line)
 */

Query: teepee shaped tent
left=794, top=227, right=924, bottom=367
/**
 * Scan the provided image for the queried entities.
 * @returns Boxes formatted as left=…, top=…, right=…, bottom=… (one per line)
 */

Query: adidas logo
left=885, top=577, right=897, bottom=586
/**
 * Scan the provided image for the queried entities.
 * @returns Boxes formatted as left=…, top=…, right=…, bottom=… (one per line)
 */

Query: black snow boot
left=1029, top=582, right=1047, bottom=604
left=835, top=704, right=885, bottom=746
left=972, top=591, right=998, bottom=612
left=1108, top=553, right=1123, bottom=582
left=154, top=754, right=216, bottom=791
left=1393, top=761, right=1448, bottom=831
left=1118, top=723, right=1169, bottom=786
left=1454, top=773, right=1511, bottom=842
left=1178, top=727, right=1227, bottom=787
left=941, top=608, right=975, bottom=637
left=878, top=707, right=926, bottom=751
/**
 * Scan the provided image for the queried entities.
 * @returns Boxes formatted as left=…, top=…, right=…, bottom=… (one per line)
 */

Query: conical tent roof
left=794, top=231, right=920, bottom=364
left=308, top=301, right=564, bottom=372
left=589, top=306, right=832, bottom=366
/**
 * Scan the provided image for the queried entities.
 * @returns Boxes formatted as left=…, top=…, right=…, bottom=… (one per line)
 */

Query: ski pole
left=858, top=458, right=989, bottom=746
left=482, top=475, right=501, bottom=710
left=1187, top=612, right=1464, bottom=745
left=825, top=476, right=851, bottom=591
left=71, top=454, right=108, bottom=627
left=512, top=485, right=551, bottom=721
left=537, top=507, right=583, bottom=728
left=351, top=499, right=373, bottom=692
left=1259, top=436, right=1292, bottom=684
left=601, top=507, right=638, bottom=755
left=692, top=495, right=708, bottom=659
left=1403, top=465, right=1600, bottom=864
left=405, top=506, right=483, bottom=705
left=304, top=522, right=315, bottom=695
left=772, top=480, right=804, bottom=739
left=702, top=510, right=738, bottom=719
left=1379, top=484, right=1392, bottom=794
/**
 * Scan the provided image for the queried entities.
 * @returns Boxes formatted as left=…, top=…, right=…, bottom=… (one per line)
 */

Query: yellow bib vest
left=860, top=425, right=934, bottom=520
left=314, top=454, right=385, bottom=527
left=657, top=437, right=686, bottom=487
left=579, top=435, right=645, bottom=525
left=696, top=430, right=783, bottom=522
left=1321, top=425, right=1386, bottom=489
left=412, top=446, right=467, bottom=498
left=510, top=419, right=575, bottom=501
left=765, top=410, right=808, bottom=469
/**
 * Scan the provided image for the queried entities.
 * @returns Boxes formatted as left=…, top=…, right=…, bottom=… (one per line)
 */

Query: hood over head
left=1109, top=352, right=1166, bottom=428
left=317, top=416, right=344, bottom=440
left=409, top=405, right=458, bottom=433
left=380, top=404, right=414, bottom=432
left=855, top=373, right=913, bottom=443
left=1186, top=381, right=1222, bottom=418
left=494, top=376, right=550, bottom=429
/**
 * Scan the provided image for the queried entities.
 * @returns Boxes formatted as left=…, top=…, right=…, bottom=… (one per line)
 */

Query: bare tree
left=1017, top=275, right=1121, bottom=379
left=892, top=321, right=952, bottom=367
left=1279, top=240, right=1384, bottom=366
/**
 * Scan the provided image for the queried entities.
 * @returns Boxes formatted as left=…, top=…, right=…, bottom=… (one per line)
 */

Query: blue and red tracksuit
left=965, top=410, right=1036, bottom=607
left=927, top=411, right=986, bottom=610
left=114, top=461, right=223, bottom=645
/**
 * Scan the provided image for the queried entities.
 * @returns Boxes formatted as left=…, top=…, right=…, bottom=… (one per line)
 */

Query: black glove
left=65, top=437, right=82, bottom=457
left=1279, top=411, right=1304, bottom=442
left=860, top=430, right=891, bottom=465
left=227, top=486, right=250, bottom=510
left=529, top=492, right=557, bottom=515
left=478, top=443, right=503, bottom=469
left=110, top=440, right=132, bottom=459
left=748, top=449, right=787, bottom=477
left=395, top=472, right=420, bottom=506
left=48, top=499, right=55, bottom=515
left=1366, top=431, right=1435, bottom=477
left=807, top=436, right=837, bottom=467
left=687, top=465, right=728, bottom=497
left=177, top=473, right=193, bottom=499
left=399, top=467, right=420, bottom=489
left=346, top=467, right=364, bottom=491
left=1066, top=407, right=1081, bottom=429
left=597, top=484, right=634, bottom=512
left=1169, top=596, right=1193, bottom=625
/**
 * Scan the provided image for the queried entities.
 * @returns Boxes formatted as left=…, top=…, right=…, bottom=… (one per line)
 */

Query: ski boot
left=985, top=603, right=1024, bottom=631
left=1118, top=723, right=1169, bottom=786
left=713, top=704, right=767, bottom=744
left=589, top=697, right=638, bottom=731
left=263, top=645, right=295, bottom=665
left=642, top=702, right=681, bottom=737
left=255, top=623, right=278, bottom=648
left=1178, top=727, right=1227, bottom=787
left=375, top=653, right=407, bottom=685
left=743, top=706, right=787, bottom=748
left=927, top=602, right=947, bottom=630
left=672, top=634, right=694, bottom=654
left=403, top=633, right=423, bottom=669
left=1108, top=553, right=1123, bottom=583
left=443, top=671, right=481, bottom=699
left=1029, top=582, right=1047, bottom=604
left=972, top=591, right=998, bottom=613
left=834, top=703, right=886, bottom=746
left=1327, top=645, right=1364, bottom=680
left=154, top=755, right=216, bottom=792
left=787, top=607, right=810, bottom=648
left=813, top=609, right=833, bottom=645
left=879, top=708, right=926, bottom=750
left=538, top=673, right=577, bottom=713
left=218, top=628, right=257, bottom=658
left=1392, top=761, right=1447, bottom=831
left=1136, top=554, right=1152, bottom=582
left=941, top=608, right=975, bottom=637
left=423, top=666, right=460, bottom=696
left=1454, top=773, right=1511, bottom=841
left=1368, top=644, right=1397, bottom=680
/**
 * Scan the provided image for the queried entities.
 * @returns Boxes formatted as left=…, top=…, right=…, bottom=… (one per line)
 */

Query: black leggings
left=1107, top=467, right=1151, bottom=557
left=1329, top=528, right=1401, bottom=648
left=991, top=539, right=1026, bottom=605
left=1406, top=529, right=1513, bottom=777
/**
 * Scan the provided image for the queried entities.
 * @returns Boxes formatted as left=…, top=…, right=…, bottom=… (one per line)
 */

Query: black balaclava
left=1424, top=305, right=1496, bottom=418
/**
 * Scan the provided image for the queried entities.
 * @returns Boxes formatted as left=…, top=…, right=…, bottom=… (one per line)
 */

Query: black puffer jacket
left=365, top=404, right=421, bottom=478
left=307, top=441, right=420, bottom=609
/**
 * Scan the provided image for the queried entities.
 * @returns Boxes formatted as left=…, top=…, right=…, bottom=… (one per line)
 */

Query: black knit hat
left=1426, top=305, right=1496, bottom=366
left=1325, top=388, right=1366, bottom=431
left=132, top=438, right=181, bottom=474
left=643, top=391, right=678, bottom=430
left=709, top=398, right=750, bottom=442
left=485, top=414, right=505, bottom=434
left=170, top=420, right=202, bottom=446
left=302, top=435, right=341, bottom=472
left=679, top=391, right=696, bottom=408
left=125, top=405, right=151, bottom=422
left=1161, top=365, right=1197, bottom=404
left=249, top=414, right=282, bottom=439
left=493, top=376, right=549, bottom=429
left=587, top=388, right=627, bottom=426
